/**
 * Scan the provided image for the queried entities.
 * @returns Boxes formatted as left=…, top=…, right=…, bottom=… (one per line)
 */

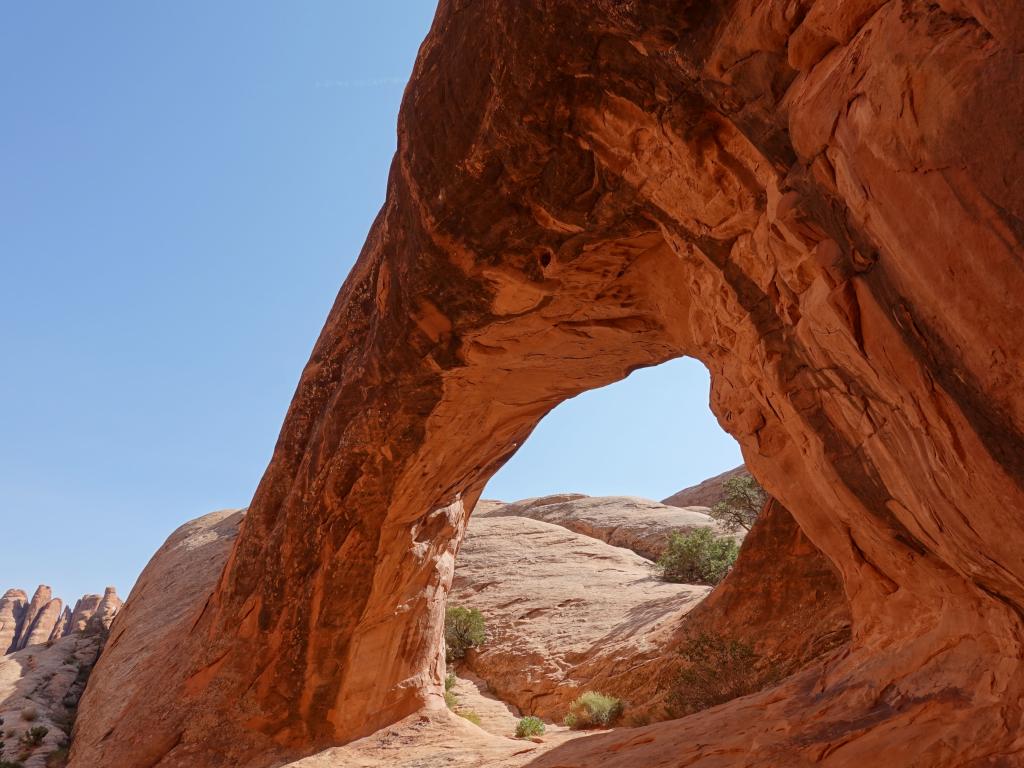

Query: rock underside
left=70, top=0, right=1024, bottom=766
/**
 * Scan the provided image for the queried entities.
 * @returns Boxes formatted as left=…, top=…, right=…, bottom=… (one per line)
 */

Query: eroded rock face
left=13, top=586, right=53, bottom=652
left=20, top=597, right=63, bottom=650
left=0, top=586, right=123, bottom=657
left=0, top=590, right=27, bottom=654
left=72, top=1, right=1024, bottom=766
left=84, top=587, right=122, bottom=635
left=67, top=595, right=103, bottom=636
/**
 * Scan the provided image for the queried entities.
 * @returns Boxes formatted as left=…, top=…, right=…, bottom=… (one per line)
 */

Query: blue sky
left=0, top=4, right=740, bottom=602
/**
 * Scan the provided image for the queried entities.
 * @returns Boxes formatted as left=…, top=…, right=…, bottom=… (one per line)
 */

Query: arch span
left=72, top=1, right=1024, bottom=766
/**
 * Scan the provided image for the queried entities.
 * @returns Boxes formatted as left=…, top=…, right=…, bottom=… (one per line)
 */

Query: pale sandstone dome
left=476, top=494, right=732, bottom=560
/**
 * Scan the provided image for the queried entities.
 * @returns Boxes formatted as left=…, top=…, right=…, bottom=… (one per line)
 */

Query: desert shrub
left=18, top=708, right=36, bottom=724
left=664, top=632, right=782, bottom=717
left=45, top=747, right=70, bottom=768
left=710, top=475, right=767, bottom=532
left=563, top=692, right=623, bottom=729
left=515, top=715, right=546, bottom=738
left=443, top=671, right=459, bottom=708
left=658, top=528, right=738, bottom=585
left=444, top=606, right=485, bottom=662
left=19, top=726, right=48, bottom=748
left=457, top=709, right=482, bottom=726
left=0, top=760, right=24, bottom=768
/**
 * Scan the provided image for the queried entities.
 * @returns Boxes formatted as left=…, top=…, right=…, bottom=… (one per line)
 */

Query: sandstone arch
left=72, top=1, right=1024, bottom=766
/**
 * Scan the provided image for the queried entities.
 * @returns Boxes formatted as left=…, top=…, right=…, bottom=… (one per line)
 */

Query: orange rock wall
left=72, top=1, right=1024, bottom=766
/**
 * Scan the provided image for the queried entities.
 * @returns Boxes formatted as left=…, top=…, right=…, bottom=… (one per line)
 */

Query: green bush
left=19, top=725, right=48, bottom=748
left=563, top=692, right=623, bottom=729
left=443, top=671, right=459, bottom=708
left=664, top=632, right=781, bottom=717
left=445, top=606, right=485, bottom=662
left=657, top=528, right=738, bottom=585
left=515, top=715, right=546, bottom=738
left=0, top=760, right=24, bottom=768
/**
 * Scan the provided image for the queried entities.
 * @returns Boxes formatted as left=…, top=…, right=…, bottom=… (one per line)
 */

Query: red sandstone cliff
left=661, top=465, right=749, bottom=509
left=72, top=1, right=1024, bottom=766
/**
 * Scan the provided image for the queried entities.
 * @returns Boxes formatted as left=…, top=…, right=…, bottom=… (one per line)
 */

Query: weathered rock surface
left=73, top=0, right=1024, bottom=766
left=452, top=515, right=707, bottom=718
left=660, top=465, right=749, bottom=509
left=477, top=494, right=727, bottom=560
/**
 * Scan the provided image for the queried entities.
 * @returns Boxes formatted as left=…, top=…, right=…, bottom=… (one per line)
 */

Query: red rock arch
left=71, top=1, right=1024, bottom=766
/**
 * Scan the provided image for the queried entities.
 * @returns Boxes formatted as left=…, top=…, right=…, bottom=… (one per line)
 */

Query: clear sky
left=0, top=3, right=741, bottom=604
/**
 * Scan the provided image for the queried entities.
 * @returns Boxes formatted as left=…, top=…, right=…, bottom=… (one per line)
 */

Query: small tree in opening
left=445, top=606, right=486, bottom=662
left=658, top=528, right=739, bottom=585
left=710, top=475, right=767, bottom=532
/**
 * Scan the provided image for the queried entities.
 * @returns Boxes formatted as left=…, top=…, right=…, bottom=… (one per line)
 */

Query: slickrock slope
left=73, top=1, right=1024, bottom=766
left=464, top=495, right=848, bottom=723
left=280, top=710, right=578, bottom=768
left=661, top=465, right=749, bottom=509
left=451, top=515, right=707, bottom=718
left=0, top=629, right=110, bottom=767
left=477, top=494, right=727, bottom=560
left=72, top=510, right=246, bottom=766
